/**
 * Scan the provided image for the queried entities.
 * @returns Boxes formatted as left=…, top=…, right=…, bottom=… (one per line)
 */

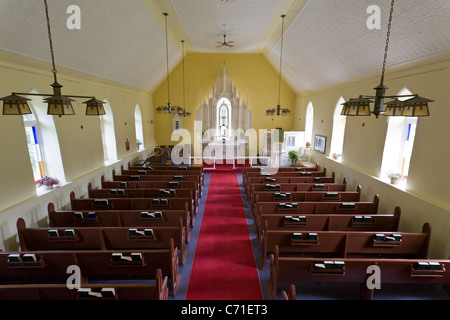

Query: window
left=330, top=97, right=347, bottom=160
left=23, top=112, right=46, bottom=183
left=216, top=98, right=231, bottom=139
left=135, top=104, right=144, bottom=150
left=380, top=88, right=417, bottom=184
left=100, top=100, right=117, bottom=163
left=305, top=101, right=314, bottom=148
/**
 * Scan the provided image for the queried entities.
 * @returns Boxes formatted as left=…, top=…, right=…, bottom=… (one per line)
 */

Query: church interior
left=0, top=0, right=449, bottom=304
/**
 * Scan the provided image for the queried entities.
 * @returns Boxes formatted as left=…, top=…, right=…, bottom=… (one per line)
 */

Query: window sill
left=35, top=181, right=70, bottom=197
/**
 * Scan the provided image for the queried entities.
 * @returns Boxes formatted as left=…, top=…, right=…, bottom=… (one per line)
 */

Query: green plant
left=305, top=141, right=311, bottom=149
left=288, top=150, right=299, bottom=166
left=137, top=139, right=142, bottom=150
left=333, top=153, right=342, bottom=160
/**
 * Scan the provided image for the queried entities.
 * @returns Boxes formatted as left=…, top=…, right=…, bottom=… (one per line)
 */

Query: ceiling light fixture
left=341, top=0, right=433, bottom=118
left=156, top=13, right=180, bottom=115
left=1, top=0, right=105, bottom=116
left=266, top=14, right=291, bottom=117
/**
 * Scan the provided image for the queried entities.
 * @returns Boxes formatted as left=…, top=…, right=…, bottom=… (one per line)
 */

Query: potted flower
left=288, top=150, right=299, bottom=167
left=332, top=153, right=342, bottom=161
left=39, top=176, right=60, bottom=189
left=137, top=139, right=143, bottom=150
left=387, top=171, right=405, bottom=185
left=305, top=141, right=311, bottom=149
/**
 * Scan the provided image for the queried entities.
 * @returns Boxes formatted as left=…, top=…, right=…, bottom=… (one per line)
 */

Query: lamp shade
left=44, top=95, right=75, bottom=116
left=83, top=98, right=106, bottom=116
left=343, top=97, right=372, bottom=116
left=384, top=99, right=405, bottom=116
left=1, top=94, right=32, bottom=115
left=401, top=96, right=433, bottom=117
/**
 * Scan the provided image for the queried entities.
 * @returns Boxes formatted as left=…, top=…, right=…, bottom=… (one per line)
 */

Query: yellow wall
left=294, top=55, right=450, bottom=258
left=152, top=53, right=296, bottom=147
left=0, top=50, right=156, bottom=213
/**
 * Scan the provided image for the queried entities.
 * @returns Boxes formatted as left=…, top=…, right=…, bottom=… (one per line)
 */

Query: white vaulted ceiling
left=0, top=0, right=449, bottom=93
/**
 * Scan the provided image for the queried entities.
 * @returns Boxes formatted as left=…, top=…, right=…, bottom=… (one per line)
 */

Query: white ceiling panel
left=268, top=0, right=450, bottom=92
left=0, top=0, right=449, bottom=93
left=0, top=0, right=180, bottom=91
left=169, top=0, right=280, bottom=53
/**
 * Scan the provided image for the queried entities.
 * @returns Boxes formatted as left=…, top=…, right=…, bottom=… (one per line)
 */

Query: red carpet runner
left=185, top=168, right=263, bottom=300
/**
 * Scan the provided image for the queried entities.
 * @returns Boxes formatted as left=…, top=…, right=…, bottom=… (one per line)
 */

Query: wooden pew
left=101, top=177, right=201, bottom=199
left=70, top=191, right=194, bottom=222
left=0, top=272, right=168, bottom=300
left=247, top=179, right=346, bottom=206
left=111, top=174, right=202, bottom=196
left=244, top=175, right=336, bottom=199
left=0, top=239, right=180, bottom=296
left=118, top=168, right=204, bottom=187
left=48, top=203, right=192, bottom=243
left=250, top=186, right=361, bottom=216
left=16, top=217, right=187, bottom=266
left=256, top=206, right=401, bottom=248
left=254, top=194, right=380, bottom=235
left=87, top=183, right=198, bottom=218
left=260, top=222, right=431, bottom=270
left=269, top=246, right=450, bottom=300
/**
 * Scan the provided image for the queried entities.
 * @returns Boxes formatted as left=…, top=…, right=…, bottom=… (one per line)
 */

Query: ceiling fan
left=217, top=34, right=234, bottom=47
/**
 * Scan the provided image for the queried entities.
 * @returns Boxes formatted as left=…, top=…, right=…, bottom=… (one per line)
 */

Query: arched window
left=100, top=100, right=117, bottom=163
left=216, top=98, right=231, bottom=139
left=305, top=101, right=314, bottom=148
left=380, top=88, right=417, bottom=185
left=330, top=97, right=347, bottom=160
left=135, top=104, right=144, bottom=151
left=23, top=111, right=46, bottom=183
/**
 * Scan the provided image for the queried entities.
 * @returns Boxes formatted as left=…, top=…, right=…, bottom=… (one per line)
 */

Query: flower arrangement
left=332, top=153, right=342, bottom=161
left=39, top=176, right=60, bottom=188
left=387, top=171, right=405, bottom=184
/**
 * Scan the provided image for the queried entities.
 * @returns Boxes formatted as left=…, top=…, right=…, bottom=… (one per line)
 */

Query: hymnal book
left=22, top=254, right=37, bottom=262
left=137, top=170, right=147, bottom=175
left=131, top=253, right=143, bottom=261
left=94, top=199, right=108, bottom=205
left=160, top=199, right=169, bottom=205
left=110, top=189, right=118, bottom=195
left=392, top=234, right=402, bottom=241
left=428, top=262, right=441, bottom=270
left=112, top=253, right=123, bottom=261
left=101, top=288, right=116, bottom=298
left=265, top=178, right=276, bottom=182
left=159, top=189, right=170, bottom=195
left=152, top=199, right=160, bottom=205
left=144, top=229, right=154, bottom=236
left=353, top=216, right=363, bottom=223
left=308, top=233, right=318, bottom=240
left=48, top=229, right=59, bottom=237
left=178, top=167, right=187, bottom=171
left=325, top=192, right=338, bottom=197
left=340, top=203, right=355, bottom=209
left=120, top=182, right=127, bottom=187
left=374, top=234, right=386, bottom=241
left=314, top=184, right=325, bottom=189
left=300, top=172, right=312, bottom=176
left=363, top=216, right=372, bottom=222
left=324, top=261, right=345, bottom=270
left=77, top=288, right=92, bottom=298
left=117, top=189, right=125, bottom=195
left=414, top=261, right=430, bottom=270
left=130, top=175, right=141, bottom=181
left=64, top=229, right=76, bottom=237
left=74, top=212, right=83, bottom=219
left=292, top=233, right=302, bottom=240
left=88, top=212, right=97, bottom=218
left=168, top=182, right=179, bottom=187
left=173, top=176, right=183, bottom=180
left=7, top=254, right=22, bottom=263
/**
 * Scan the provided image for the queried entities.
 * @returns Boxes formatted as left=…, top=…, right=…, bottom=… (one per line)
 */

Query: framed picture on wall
left=314, top=135, right=327, bottom=154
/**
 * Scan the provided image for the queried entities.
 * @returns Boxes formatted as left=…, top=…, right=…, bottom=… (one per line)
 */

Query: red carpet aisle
left=185, top=168, right=263, bottom=300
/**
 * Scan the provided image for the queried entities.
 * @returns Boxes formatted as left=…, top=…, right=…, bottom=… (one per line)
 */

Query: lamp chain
left=164, top=13, right=171, bottom=106
left=277, top=15, right=286, bottom=107
left=380, top=0, right=395, bottom=85
left=182, top=40, right=186, bottom=115
left=43, top=0, right=58, bottom=82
